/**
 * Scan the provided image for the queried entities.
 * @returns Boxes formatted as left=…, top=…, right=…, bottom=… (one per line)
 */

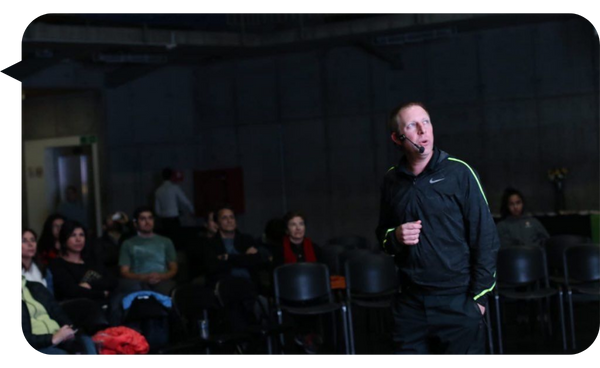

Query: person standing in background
left=154, top=167, right=194, bottom=248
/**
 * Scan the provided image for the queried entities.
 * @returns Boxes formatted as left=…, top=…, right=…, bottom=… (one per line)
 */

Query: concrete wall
left=22, top=18, right=599, bottom=245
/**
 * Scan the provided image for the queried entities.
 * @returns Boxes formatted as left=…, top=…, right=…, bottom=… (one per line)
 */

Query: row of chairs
left=493, top=241, right=599, bottom=353
left=162, top=235, right=597, bottom=354
left=162, top=250, right=397, bottom=354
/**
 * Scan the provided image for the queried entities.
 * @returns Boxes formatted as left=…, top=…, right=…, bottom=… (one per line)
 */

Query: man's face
left=136, top=211, right=155, bottom=234
left=216, top=209, right=237, bottom=233
left=395, top=105, right=434, bottom=156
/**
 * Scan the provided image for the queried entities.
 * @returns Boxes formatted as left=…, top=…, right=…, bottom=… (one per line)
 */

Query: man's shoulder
left=155, top=234, right=175, bottom=243
left=442, top=154, right=478, bottom=177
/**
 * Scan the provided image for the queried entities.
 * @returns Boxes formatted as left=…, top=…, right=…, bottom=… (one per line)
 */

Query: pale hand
left=478, top=304, right=486, bottom=315
left=395, top=220, right=422, bottom=245
left=79, top=282, right=92, bottom=289
left=245, top=247, right=258, bottom=255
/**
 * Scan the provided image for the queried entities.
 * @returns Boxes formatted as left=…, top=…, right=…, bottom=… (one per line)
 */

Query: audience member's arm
left=51, top=261, right=106, bottom=300
left=120, top=265, right=150, bottom=281
left=161, top=261, right=178, bottom=280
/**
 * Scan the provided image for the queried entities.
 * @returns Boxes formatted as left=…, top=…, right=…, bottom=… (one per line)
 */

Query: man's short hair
left=388, top=102, right=428, bottom=134
left=215, top=205, right=235, bottom=219
left=133, top=205, right=154, bottom=222
left=162, top=168, right=173, bottom=181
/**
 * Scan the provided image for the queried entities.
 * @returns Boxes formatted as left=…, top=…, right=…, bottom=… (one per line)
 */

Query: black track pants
left=392, top=291, right=485, bottom=354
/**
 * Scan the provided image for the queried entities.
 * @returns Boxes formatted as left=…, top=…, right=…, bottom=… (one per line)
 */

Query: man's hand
left=78, top=282, right=92, bottom=289
left=245, top=246, right=258, bottom=255
left=395, top=220, right=422, bottom=245
left=147, top=272, right=162, bottom=285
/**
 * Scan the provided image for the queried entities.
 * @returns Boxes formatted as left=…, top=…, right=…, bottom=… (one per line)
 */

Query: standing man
left=376, top=102, right=499, bottom=354
left=154, top=167, right=194, bottom=247
left=118, top=206, right=178, bottom=296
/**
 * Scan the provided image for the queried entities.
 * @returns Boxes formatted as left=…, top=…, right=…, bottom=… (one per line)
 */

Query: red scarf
left=283, top=236, right=316, bottom=264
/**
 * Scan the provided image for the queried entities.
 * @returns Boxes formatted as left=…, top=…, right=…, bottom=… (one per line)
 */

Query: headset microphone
left=399, top=134, right=425, bottom=154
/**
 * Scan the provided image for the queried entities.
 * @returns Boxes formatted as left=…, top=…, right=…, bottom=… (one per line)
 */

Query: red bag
left=92, top=326, right=150, bottom=354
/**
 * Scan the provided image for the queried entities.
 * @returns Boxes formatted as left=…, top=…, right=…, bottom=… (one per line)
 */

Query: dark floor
left=155, top=298, right=600, bottom=358
left=278, top=299, right=600, bottom=358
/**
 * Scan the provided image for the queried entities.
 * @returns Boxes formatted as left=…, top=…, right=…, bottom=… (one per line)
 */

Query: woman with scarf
left=273, top=211, right=325, bottom=353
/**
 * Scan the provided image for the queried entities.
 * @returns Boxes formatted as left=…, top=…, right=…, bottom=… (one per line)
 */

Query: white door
left=24, top=136, right=102, bottom=236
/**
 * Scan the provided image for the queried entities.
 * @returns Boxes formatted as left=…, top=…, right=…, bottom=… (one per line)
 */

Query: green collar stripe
left=386, top=166, right=396, bottom=174
left=448, top=158, right=488, bottom=205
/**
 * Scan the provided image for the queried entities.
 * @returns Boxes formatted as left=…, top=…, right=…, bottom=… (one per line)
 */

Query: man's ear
left=391, top=131, right=403, bottom=146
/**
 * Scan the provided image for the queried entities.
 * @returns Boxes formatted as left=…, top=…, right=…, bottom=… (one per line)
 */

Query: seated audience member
left=275, top=211, right=324, bottom=353
left=496, top=187, right=550, bottom=247
left=259, top=217, right=287, bottom=261
left=92, top=211, right=130, bottom=280
left=272, top=211, right=321, bottom=267
left=38, top=214, right=65, bottom=265
left=49, top=221, right=116, bottom=305
left=198, top=210, right=219, bottom=239
left=22, top=276, right=96, bottom=354
left=202, top=206, right=267, bottom=289
left=117, top=206, right=178, bottom=296
left=22, top=229, right=54, bottom=294
left=183, top=210, right=219, bottom=284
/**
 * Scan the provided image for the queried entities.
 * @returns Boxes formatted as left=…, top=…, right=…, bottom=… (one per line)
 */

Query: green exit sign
left=80, top=135, right=98, bottom=145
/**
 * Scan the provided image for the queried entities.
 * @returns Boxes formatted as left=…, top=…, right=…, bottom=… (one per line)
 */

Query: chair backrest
left=328, top=235, right=369, bottom=249
left=319, top=244, right=347, bottom=275
left=564, top=244, right=600, bottom=284
left=171, top=283, right=218, bottom=321
left=215, top=276, right=258, bottom=307
left=497, top=245, right=549, bottom=286
left=340, top=249, right=373, bottom=270
left=273, top=263, right=332, bottom=305
left=544, top=234, right=590, bottom=276
left=345, top=253, right=398, bottom=296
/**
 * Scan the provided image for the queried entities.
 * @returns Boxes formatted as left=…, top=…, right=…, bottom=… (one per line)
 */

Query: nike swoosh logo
left=429, top=178, right=445, bottom=184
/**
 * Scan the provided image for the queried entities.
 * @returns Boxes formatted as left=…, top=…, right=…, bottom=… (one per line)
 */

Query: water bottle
left=199, top=319, right=209, bottom=339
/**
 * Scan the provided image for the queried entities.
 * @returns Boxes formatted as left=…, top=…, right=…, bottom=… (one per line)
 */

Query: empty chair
left=493, top=245, right=567, bottom=353
left=273, top=263, right=351, bottom=354
left=544, top=234, right=590, bottom=285
left=344, top=253, right=398, bottom=354
left=162, top=283, right=248, bottom=354
left=340, top=249, right=373, bottom=269
left=319, top=244, right=348, bottom=276
left=563, top=244, right=600, bottom=350
left=215, top=276, right=286, bottom=354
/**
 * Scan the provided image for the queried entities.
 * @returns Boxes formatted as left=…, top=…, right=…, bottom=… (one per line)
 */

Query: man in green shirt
left=118, top=206, right=178, bottom=296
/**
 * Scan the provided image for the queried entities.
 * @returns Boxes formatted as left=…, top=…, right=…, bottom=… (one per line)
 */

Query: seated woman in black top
left=49, top=220, right=117, bottom=305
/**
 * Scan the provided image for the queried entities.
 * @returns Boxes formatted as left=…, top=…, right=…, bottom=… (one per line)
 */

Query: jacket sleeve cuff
left=382, top=228, right=400, bottom=255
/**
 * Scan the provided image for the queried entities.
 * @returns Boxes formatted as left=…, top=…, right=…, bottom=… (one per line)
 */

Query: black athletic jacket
left=376, top=148, right=499, bottom=303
